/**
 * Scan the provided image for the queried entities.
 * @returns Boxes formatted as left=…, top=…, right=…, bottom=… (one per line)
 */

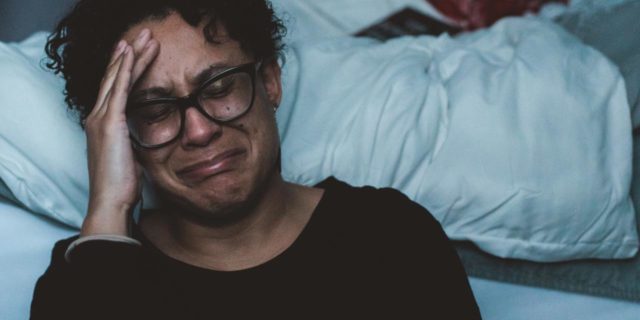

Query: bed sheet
left=470, top=278, right=640, bottom=320
left=1, top=199, right=639, bottom=320
left=0, top=199, right=75, bottom=320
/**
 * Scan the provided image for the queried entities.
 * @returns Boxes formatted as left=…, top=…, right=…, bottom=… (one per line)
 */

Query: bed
left=1, top=0, right=640, bottom=319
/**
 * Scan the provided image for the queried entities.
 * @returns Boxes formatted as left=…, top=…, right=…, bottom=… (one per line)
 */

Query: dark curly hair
left=46, top=0, right=287, bottom=127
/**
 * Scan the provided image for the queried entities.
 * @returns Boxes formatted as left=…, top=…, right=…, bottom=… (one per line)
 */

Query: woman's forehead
left=123, top=13, right=249, bottom=95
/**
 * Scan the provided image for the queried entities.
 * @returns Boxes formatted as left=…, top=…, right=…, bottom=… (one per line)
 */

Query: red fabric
left=428, top=0, right=569, bottom=30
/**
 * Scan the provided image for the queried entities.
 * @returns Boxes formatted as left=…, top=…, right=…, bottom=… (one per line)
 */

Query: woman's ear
left=259, top=59, right=282, bottom=108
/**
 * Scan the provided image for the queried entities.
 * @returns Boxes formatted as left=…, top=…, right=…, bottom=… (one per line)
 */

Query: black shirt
left=31, top=177, right=481, bottom=319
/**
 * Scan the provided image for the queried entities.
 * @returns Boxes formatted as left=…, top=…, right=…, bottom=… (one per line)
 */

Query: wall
left=0, top=0, right=77, bottom=42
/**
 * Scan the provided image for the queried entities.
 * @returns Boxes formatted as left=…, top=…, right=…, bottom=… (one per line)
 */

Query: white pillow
left=277, top=17, right=638, bottom=261
left=0, top=32, right=87, bottom=228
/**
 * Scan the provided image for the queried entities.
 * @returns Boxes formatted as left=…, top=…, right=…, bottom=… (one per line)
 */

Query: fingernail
left=114, top=40, right=125, bottom=53
left=138, top=29, right=150, bottom=40
left=124, top=45, right=131, bottom=54
left=143, top=39, right=156, bottom=50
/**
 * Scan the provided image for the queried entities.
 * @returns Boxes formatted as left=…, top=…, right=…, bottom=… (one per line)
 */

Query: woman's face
left=121, top=13, right=282, bottom=221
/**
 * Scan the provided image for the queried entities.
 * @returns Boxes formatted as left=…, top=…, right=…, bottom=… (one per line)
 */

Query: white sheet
left=469, top=278, right=640, bottom=320
left=0, top=200, right=74, bottom=319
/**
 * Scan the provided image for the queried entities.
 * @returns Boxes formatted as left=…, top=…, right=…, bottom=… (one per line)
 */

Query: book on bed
left=354, top=7, right=461, bottom=40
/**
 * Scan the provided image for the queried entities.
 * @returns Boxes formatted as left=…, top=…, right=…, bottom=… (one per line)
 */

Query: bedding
left=0, top=179, right=19, bottom=205
left=469, top=278, right=640, bottom=319
left=278, top=17, right=638, bottom=262
left=0, top=33, right=89, bottom=227
left=554, top=0, right=640, bottom=129
left=452, top=0, right=640, bottom=301
left=0, top=198, right=75, bottom=320
left=453, top=128, right=640, bottom=302
left=1, top=20, right=637, bottom=262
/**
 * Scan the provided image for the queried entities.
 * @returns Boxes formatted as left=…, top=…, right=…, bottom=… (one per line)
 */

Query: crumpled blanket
left=278, top=17, right=638, bottom=262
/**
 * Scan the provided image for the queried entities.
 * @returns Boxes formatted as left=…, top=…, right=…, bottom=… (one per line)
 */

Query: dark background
left=0, top=0, right=77, bottom=42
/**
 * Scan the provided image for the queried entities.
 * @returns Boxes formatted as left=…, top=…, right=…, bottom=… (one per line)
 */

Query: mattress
left=469, top=278, right=640, bottom=320
left=0, top=199, right=75, bottom=320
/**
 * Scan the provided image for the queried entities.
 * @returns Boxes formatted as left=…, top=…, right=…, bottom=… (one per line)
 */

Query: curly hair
left=45, top=0, right=287, bottom=127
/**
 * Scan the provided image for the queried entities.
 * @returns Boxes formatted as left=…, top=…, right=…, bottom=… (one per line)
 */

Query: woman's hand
left=81, top=29, right=159, bottom=237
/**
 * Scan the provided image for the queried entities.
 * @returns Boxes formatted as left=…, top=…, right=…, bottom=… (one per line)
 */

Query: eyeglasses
left=126, top=61, right=262, bottom=149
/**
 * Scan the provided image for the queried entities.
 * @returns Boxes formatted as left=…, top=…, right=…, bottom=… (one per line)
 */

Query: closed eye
left=135, top=103, right=177, bottom=124
left=200, top=77, right=235, bottom=99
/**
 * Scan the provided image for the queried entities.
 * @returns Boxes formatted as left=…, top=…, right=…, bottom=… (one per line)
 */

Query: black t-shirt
left=31, top=177, right=481, bottom=319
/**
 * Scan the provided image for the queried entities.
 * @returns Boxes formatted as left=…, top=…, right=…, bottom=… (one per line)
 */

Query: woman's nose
left=180, top=106, right=222, bottom=148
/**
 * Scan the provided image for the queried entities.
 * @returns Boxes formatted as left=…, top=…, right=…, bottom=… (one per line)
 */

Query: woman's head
left=46, top=0, right=286, bottom=127
left=118, top=13, right=284, bottom=221
left=49, top=0, right=288, bottom=221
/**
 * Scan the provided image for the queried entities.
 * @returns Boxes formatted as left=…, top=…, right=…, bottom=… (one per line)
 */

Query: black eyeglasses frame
left=126, top=61, right=262, bottom=150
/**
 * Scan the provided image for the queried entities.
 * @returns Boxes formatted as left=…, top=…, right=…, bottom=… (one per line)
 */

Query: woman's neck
left=140, top=175, right=324, bottom=271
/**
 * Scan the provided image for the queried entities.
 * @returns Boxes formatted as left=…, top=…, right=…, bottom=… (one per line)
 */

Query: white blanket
left=277, top=17, right=638, bottom=261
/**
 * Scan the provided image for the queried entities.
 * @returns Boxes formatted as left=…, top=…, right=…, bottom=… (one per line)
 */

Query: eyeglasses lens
left=127, top=71, right=254, bottom=147
left=198, top=72, right=253, bottom=121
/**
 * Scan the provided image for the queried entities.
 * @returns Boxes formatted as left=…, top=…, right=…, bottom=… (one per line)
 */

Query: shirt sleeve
left=30, top=236, right=146, bottom=320
left=379, top=188, right=483, bottom=319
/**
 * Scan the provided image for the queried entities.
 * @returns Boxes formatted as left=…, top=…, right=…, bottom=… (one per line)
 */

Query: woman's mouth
left=176, top=148, right=246, bottom=183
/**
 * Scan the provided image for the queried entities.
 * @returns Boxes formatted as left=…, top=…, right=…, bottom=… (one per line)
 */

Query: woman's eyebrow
left=129, top=87, right=173, bottom=100
left=192, top=63, right=232, bottom=85
left=129, top=63, right=232, bottom=99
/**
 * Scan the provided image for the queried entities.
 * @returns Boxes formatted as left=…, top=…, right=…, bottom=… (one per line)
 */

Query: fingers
left=93, top=45, right=127, bottom=114
left=107, top=40, right=127, bottom=70
left=131, top=28, right=151, bottom=53
left=91, top=28, right=160, bottom=118
left=105, top=46, right=135, bottom=117
left=127, top=28, right=160, bottom=89
left=82, top=31, right=152, bottom=228
left=126, top=28, right=161, bottom=88
left=130, top=39, right=159, bottom=89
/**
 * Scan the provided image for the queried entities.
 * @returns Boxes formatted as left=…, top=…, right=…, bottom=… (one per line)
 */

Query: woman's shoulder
left=314, top=176, right=444, bottom=237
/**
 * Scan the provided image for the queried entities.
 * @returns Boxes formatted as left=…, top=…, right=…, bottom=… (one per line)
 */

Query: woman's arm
left=30, top=237, right=146, bottom=319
